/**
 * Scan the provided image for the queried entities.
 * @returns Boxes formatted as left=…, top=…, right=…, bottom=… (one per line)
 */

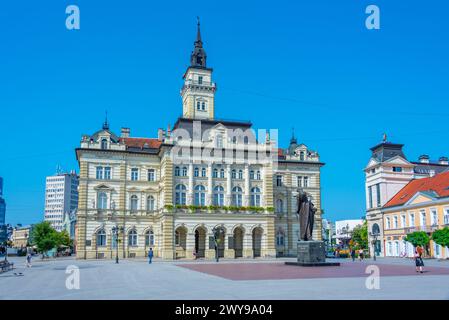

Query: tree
left=432, top=227, right=449, bottom=248
left=55, top=230, right=71, bottom=247
left=352, top=220, right=368, bottom=249
left=31, top=221, right=58, bottom=256
left=405, top=231, right=430, bottom=248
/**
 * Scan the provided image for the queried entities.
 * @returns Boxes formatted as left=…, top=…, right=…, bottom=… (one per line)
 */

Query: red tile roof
left=384, top=171, right=449, bottom=208
left=119, top=138, right=162, bottom=149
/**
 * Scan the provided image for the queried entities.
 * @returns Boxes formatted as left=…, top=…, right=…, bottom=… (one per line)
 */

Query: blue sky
left=1, top=0, right=448, bottom=225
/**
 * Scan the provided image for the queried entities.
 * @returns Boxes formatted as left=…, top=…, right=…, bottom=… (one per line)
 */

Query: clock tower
left=181, top=18, right=216, bottom=120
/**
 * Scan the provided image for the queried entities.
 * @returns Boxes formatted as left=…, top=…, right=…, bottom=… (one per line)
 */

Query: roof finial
left=196, top=16, right=202, bottom=45
left=290, top=127, right=297, bottom=145
left=103, top=110, right=109, bottom=130
left=382, top=132, right=387, bottom=143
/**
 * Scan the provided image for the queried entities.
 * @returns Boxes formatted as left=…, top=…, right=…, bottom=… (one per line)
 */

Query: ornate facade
left=75, top=22, right=324, bottom=260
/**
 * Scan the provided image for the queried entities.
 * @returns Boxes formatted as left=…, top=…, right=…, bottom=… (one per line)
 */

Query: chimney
left=158, top=128, right=164, bottom=141
left=418, top=154, right=430, bottom=164
left=439, top=156, right=448, bottom=165
left=121, top=127, right=130, bottom=138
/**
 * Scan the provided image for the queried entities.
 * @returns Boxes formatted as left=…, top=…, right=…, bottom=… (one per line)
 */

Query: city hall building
left=75, top=23, right=324, bottom=260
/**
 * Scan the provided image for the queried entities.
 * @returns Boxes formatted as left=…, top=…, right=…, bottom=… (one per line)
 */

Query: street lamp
left=370, top=232, right=379, bottom=261
left=212, top=227, right=224, bottom=263
left=112, top=225, right=123, bottom=264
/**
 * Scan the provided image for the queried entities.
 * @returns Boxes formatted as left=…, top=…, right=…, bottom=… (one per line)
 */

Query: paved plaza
left=1, top=256, right=449, bottom=300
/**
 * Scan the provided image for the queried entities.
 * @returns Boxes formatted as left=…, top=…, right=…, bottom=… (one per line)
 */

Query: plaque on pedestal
left=285, top=241, right=340, bottom=267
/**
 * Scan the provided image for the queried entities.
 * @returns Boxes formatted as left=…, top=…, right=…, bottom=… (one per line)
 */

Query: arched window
left=213, top=185, right=225, bottom=206
left=175, top=184, right=187, bottom=205
left=276, top=199, right=283, bottom=213
left=231, top=169, right=236, bottom=179
left=251, top=187, right=261, bottom=207
left=174, top=166, right=180, bottom=176
left=175, top=230, right=180, bottom=246
left=101, top=138, right=108, bottom=150
left=145, top=230, right=154, bottom=247
left=202, top=102, right=206, bottom=111
left=213, top=168, right=218, bottom=178
left=194, top=185, right=206, bottom=206
left=220, top=169, right=225, bottom=178
left=256, top=170, right=261, bottom=180
left=194, top=167, right=199, bottom=177
left=372, top=223, right=380, bottom=235
left=128, top=229, right=138, bottom=247
left=276, top=231, right=285, bottom=246
left=182, top=167, right=188, bottom=176
left=250, top=170, right=255, bottom=179
left=97, top=229, right=107, bottom=247
left=130, top=195, right=138, bottom=212
left=232, top=186, right=243, bottom=207
left=299, top=151, right=305, bottom=161
left=201, top=167, right=206, bottom=177
left=147, top=195, right=155, bottom=211
left=238, top=170, right=243, bottom=179
left=97, top=192, right=108, bottom=210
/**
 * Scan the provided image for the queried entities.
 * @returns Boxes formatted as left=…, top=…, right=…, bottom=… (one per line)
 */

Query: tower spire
left=103, top=111, right=109, bottom=130
left=190, top=17, right=207, bottom=67
left=290, top=127, right=297, bottom=145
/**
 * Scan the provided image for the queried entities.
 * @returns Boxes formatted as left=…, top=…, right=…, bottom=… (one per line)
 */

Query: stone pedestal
left=285, top=241, right=340, bottom=267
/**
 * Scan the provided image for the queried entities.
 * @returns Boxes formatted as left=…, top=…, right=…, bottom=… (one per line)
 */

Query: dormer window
left=101, top=138, right=108, bottom=150
left=299, top=151, right=305, bottom=161
left=216, top=135, right=223, bottom=148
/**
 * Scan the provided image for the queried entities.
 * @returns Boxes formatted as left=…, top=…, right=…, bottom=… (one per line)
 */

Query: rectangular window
left=401, top=215, right=406, bottom=228
left=297, top=176, right=303, bottom=187
left=420, top=210, right=426, bottom=226
left=131, top=168, right=139, bottom=181
left=96, top=167, right=103, bottom=180
left=198, top=76, right=203, bottom=84
left=148, top=169, right=155, bottom=181
left=393, top=216, right=398, bottom=229
left=431, top=209, right=438, bottom=225
left=104, top=167, right=111, bottom=180
left=386, top=217, right=391, bottom=229
left=409, top=213, right=415, bottom=227
left=444, top=208, right=449, bottom=225
left=276, top=175, right=283, bottom=187
left=368, top=186, right=373, bottom=209
left=376, top=184, right=381, bottom=207
left=303, top=176, right=309, bottom=188
left=392, top=167, right=403, bottom=172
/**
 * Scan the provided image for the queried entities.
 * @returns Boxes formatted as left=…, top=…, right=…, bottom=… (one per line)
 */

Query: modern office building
left=44, top=171, right=79, bottom=232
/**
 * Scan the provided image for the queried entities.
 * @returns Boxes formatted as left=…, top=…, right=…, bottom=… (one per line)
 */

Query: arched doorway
left=194, top=227, right=207, bottom=258
left=213, top=227, right=225, bottom=258
left=233, top=227, right=244, bottom=258
left=252, top=227, right=263, bottom=258
left=175, top=226, right=187, bottom=259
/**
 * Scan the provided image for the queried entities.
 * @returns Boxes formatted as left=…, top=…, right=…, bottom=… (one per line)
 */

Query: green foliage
left=351, top=220, right=368, bottom=249
left=31, top=222, right=73, bottom=254
left=405, top=231, right=430, bottom=247
left=432, top=227, right=449, bottom=248
left=164, top=204, right=174, bottom=211
left=266, top=207, right=275, bottom=212
left=31, top=221, right=57, bottom=254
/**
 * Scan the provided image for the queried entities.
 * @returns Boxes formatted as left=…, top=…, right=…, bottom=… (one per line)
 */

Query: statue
left=297, top=190, right=317, bottom=241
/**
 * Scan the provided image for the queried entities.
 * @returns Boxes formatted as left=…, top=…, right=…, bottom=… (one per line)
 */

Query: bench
left=0, top=260, right=14, bottom=273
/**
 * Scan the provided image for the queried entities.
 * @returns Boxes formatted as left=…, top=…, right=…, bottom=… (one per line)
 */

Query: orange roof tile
left=119, top=138, right=162, bottom=149
left=384, top=171, right=449, bottom=208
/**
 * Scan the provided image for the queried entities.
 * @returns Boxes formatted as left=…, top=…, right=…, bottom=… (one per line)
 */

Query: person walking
left=414, top=247, right=424, bottom=273
left=26, top=253, right=32, bottom=268
left=148, top=248, right=153, bottom=264
left=358, top=248, right=364, bottom=261
left=350, top=248, right=356, bottom=262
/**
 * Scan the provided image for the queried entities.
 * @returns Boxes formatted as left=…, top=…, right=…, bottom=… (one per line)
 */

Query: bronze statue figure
left=297, top=190, right=317, bottom=241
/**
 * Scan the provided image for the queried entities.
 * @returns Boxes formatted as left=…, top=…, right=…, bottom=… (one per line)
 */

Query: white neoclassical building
left=75, top=22, right=324, bottom=260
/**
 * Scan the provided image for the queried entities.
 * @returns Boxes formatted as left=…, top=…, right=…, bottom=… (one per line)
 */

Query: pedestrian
left=358, top=248, right=364, bottom=261
left=414, top=247, right=424, bottom=273
left=148, top=247, right=153, bottom=264
left=350, top=248, right=356, bottom=262
left=26, top=253, right=32, bottom=268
